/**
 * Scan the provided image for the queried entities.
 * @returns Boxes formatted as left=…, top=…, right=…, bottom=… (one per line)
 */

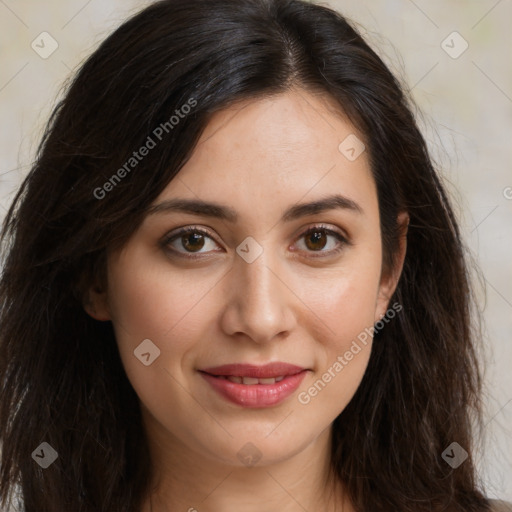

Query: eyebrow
left=145, top=193, right=363, bottom=223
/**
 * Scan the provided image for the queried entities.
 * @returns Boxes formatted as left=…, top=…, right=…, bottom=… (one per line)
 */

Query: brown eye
left=304, top=230, right=328, bottom=251
left=163, top=227, right=220, bottom=257
left=181, top=232, right=206, bottom=252
left=295, top=225, right=348, bottom=256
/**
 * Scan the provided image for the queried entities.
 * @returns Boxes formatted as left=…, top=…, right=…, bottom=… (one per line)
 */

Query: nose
left=219, top=247, right=297, bottom=345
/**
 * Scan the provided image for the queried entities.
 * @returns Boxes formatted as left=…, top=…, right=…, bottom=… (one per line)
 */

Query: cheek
left=296, top=281, right=375, bottom=415
left=107, top=240, right=224, bottom=339
left=105, top=252, right=222, bottom=392
left=293, top=250, right=381, bottom=409
left=298, top=246, right=382, bottom=342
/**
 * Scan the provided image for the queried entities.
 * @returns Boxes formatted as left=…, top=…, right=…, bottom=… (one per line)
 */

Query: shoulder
left=488, top=500, right=512, bottom=512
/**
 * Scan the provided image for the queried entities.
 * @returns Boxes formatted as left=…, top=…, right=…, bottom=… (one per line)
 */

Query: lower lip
left=200, top=371, right=308, bottom=408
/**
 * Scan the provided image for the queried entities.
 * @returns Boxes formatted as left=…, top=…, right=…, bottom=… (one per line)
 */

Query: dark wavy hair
left=0, top=0, right=490, bottom=511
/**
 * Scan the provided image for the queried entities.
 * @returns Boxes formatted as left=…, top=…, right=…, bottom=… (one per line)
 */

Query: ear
left=83, top=279, right=112, bottom=322
left=375, top=211, right=409, bottom=322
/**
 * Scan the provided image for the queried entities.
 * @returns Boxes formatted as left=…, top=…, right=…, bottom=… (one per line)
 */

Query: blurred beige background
left=0, top=0, right=510, bottom=503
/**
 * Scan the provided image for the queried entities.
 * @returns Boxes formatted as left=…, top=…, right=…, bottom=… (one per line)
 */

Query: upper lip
left=200, top=362, right=306, bottom=379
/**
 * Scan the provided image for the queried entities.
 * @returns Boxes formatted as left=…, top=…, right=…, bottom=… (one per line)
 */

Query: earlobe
left=83, top=283, right=111, bottom=321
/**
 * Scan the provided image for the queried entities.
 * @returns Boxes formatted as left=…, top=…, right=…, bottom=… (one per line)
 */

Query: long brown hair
left=0, top=0, right=489, bottom=510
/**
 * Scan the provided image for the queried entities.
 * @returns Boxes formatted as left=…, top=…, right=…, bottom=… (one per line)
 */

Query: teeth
left=242, top=377, right=259, bottom=385
left=222, top=375, right=286, bottom=385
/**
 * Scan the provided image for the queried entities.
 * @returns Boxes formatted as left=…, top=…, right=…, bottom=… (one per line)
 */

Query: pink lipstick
left=199, top=362, right=308, bottom=407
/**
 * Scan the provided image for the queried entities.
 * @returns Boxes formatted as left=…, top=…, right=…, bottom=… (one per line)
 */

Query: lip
left=200, top=370, right=308, bottom=407
left=199, top=363, right=308, bottom=408
left=200, top=362, right=306, bottom=379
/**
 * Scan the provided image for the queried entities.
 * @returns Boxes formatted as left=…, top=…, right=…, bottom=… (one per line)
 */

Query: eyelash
left=161, top=224, right=350, bottom=260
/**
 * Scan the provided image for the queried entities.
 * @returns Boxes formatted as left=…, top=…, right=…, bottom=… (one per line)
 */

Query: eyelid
left=161, top=223, right=350, bottom=258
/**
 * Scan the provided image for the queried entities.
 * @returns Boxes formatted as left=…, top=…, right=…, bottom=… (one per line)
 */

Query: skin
left=86, top=88, right=407, bottom=512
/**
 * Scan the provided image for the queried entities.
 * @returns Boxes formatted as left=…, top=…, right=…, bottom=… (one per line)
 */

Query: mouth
left=198, top=362, right=309, bottom=407
left=204, top=375, right=287, bottom=385
left=199, top=361, right=306, bottom=379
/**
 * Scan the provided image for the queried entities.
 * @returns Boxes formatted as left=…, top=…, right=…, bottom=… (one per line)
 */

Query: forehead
left=152, top=89, right=377, bottom=225
left=196, top=89, right=359, bottom=167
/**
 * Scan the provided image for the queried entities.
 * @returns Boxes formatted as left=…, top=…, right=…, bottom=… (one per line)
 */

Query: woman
left=0, top=0, right=509, bottom=511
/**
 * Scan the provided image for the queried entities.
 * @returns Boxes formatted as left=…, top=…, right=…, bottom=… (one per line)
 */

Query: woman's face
left=88, top=89, right=403, bottom=469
